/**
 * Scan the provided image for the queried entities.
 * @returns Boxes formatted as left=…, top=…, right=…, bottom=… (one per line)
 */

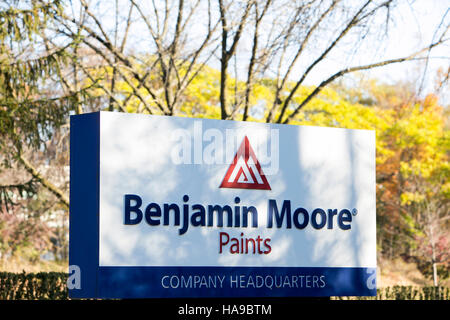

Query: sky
left=310, top=0, right=450, bottom=103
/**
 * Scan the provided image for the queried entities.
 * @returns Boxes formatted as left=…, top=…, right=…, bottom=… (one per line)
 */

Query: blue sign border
left=69, top=112, right=100, bottom=298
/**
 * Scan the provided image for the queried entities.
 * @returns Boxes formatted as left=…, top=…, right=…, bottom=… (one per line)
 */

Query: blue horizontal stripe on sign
left=96, top=266, right=376, bottom=298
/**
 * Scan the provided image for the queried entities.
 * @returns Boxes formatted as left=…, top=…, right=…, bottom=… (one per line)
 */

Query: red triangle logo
left=220, top=136, right=271, bottom=190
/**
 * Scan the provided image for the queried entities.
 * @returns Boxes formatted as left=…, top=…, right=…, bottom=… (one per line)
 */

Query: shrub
left=334, top=285, right=450, bottom=300
left=0, top=271, right=67, bottom=300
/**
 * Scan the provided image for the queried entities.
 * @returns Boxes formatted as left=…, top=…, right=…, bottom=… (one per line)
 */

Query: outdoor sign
left=69, top=111, right=376, bottom=298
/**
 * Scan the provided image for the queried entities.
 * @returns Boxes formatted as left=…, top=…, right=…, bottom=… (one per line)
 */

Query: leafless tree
left=46, top=0, right=223, bottom=116
left=40, top=0, right=448, bottom=122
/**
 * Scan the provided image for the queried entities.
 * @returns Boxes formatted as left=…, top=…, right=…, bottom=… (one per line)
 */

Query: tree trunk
left=429, top=223, right=438, bottom=287
left=432, top=260, right=438, bottom=287
left=431, top=237, right=438, bottom=287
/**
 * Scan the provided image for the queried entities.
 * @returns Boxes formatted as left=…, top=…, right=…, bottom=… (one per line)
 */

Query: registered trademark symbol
left=352, top=209, right=358, bottom=216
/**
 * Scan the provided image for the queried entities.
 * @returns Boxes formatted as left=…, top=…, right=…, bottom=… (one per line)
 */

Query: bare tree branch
left=282, top=38, right=449, bottom=124
left=276, top=0, right=376, bottom=123
left=266, top=0, right=340, bottom=122
left=18, top=154, right=69, bottom=209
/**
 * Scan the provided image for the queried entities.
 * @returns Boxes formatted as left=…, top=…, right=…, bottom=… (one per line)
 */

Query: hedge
left=0, top=272, right=449, bottom=300
left=0, top=271, right=67, bottom=300
left=333, top=285, right=450, bottom=300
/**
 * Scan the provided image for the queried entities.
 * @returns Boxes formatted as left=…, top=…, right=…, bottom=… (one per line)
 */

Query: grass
left=377, top=257, right=450, bottom=288
left=0, top=257, right=67, bottom=274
